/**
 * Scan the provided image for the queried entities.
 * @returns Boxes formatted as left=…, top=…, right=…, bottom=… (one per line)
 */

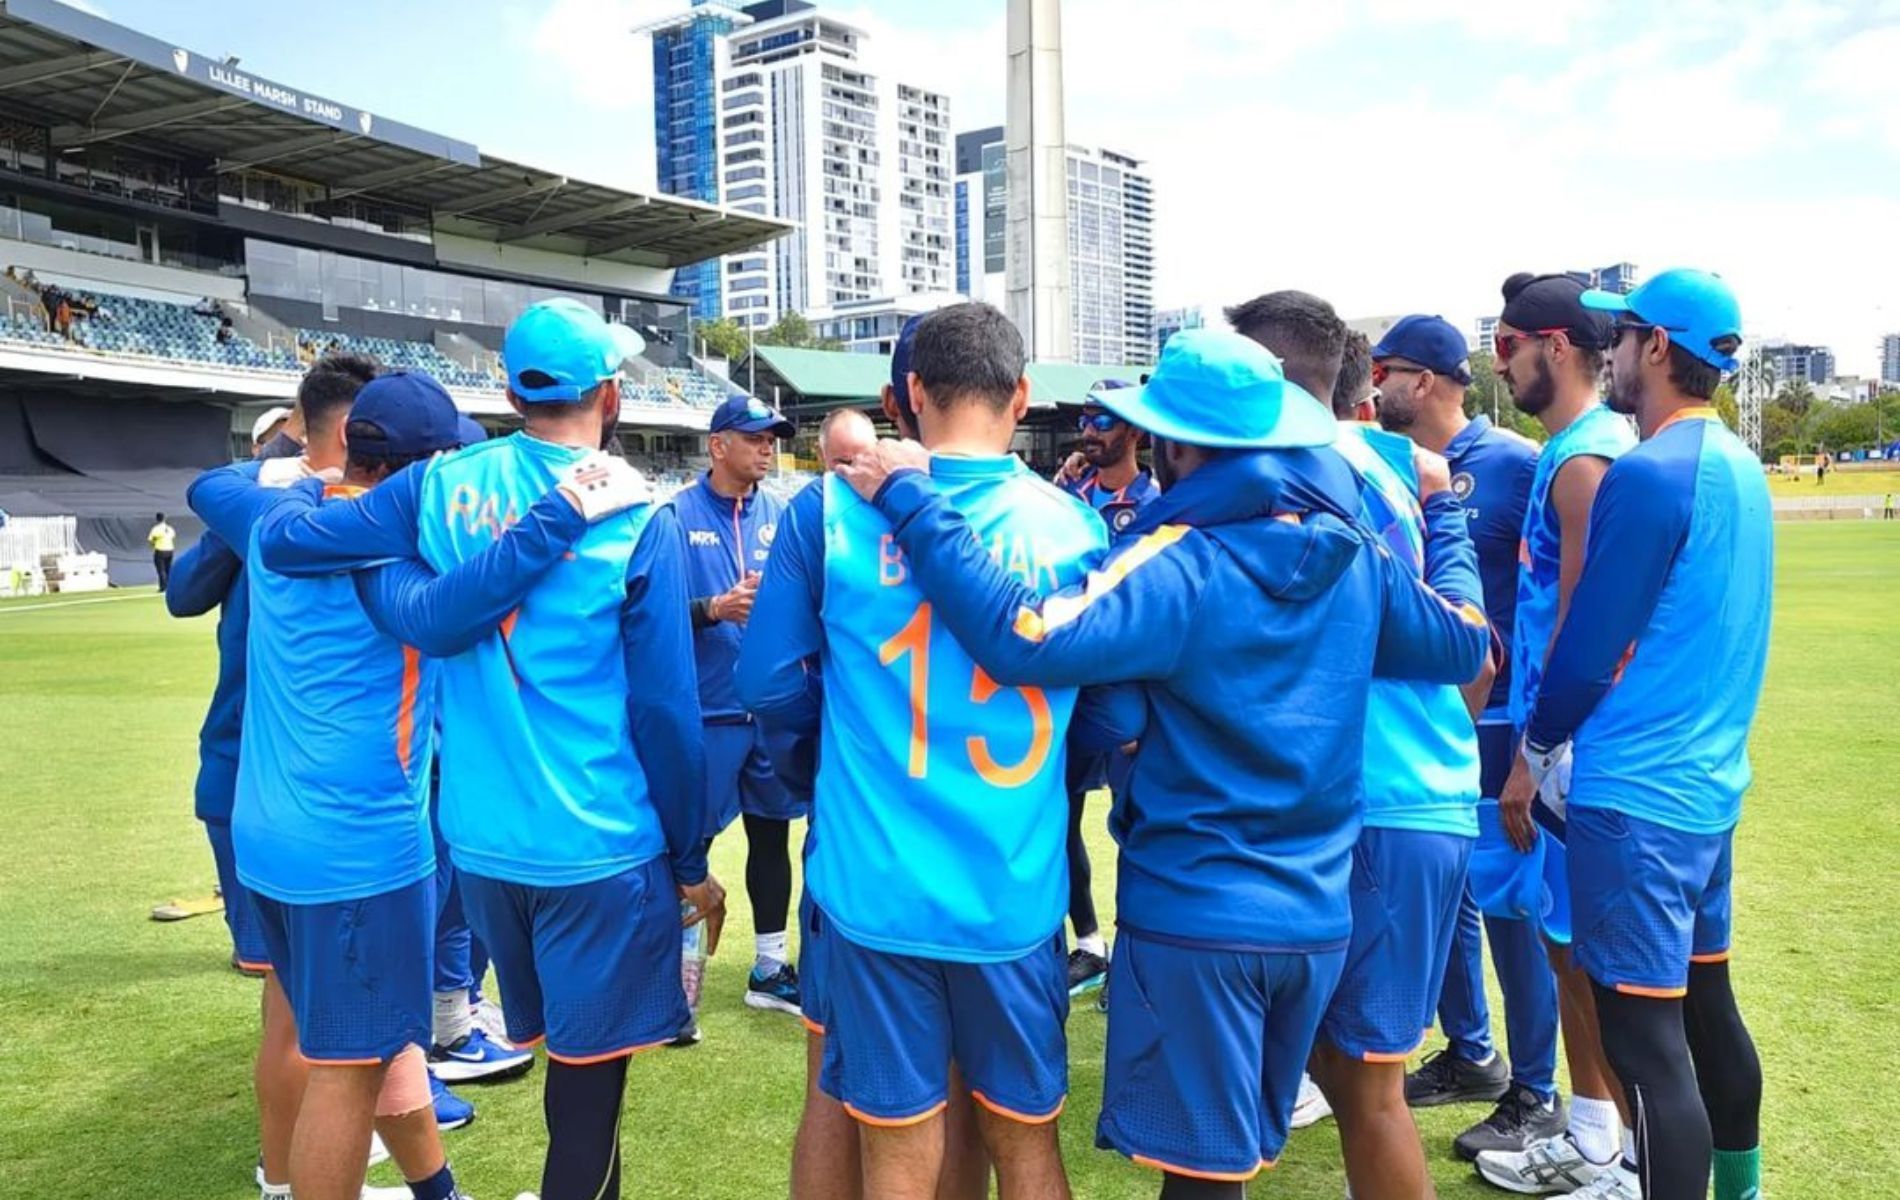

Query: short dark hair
left=344, top=421, right=433, bottom=478
left=507, top=377, right=610, bottom=421
left=1332, top=330, right=1372, bottom=418
left=297, top=353, right=380, bottom=441
left=1224, top=290, right=1347, bottom=403
left=1666, top=342, right=1722, bottom=400
left=1574, top=344, right=1605, bottom=381
left=909, top=302, right=1025, bottom=412
left=155, top=512, right=164, bottom=522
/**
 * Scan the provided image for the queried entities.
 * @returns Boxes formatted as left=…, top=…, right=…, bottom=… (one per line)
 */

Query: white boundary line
left=0, top=591, right=165, bottom=615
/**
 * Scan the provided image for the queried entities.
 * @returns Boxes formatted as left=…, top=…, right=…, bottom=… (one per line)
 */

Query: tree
left=1711, top=383, right=1740, bottom=433
left=1761, top=401, right=1802, bottom=454
left=694, top=317, right=751, bottom=362
left=756, top=311, right=843, bottom=352
left=1806, top=401, right=1881, bottom=452
left=1774, top=380, right=1816, bottom=418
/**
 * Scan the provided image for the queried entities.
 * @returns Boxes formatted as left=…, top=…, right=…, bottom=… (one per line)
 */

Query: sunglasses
left=1371, top=362, right=1425, bottom=387
left=1077, top=412, right=1122, bottom=433
left=1493, top=327, right=1571, bottom=361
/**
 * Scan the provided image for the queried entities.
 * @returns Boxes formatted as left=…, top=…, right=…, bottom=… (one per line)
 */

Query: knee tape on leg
left=377, top=1044, right=433, bottom=1118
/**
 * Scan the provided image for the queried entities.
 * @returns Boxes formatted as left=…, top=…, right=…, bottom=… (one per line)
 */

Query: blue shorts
left=1096, top=932, right=1345, bottom=1181
left=251, top=876, right=435, bottom=1063
left=798, top=888, right=829, bottom=1034
left=459, top=857, right=688, bottom=1062
left=1568, top=806, right=1733, bottom=997
left=706, top=721, right=805, bottom=832
left=203, top=819, right=271, bottom=972
left=818, top=922, right=1068, bottom=1126
left=1320, top=827, right=1472, bottom=1060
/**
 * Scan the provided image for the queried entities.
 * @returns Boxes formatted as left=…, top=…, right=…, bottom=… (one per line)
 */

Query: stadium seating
left=292, top=328, right=499, bottom=391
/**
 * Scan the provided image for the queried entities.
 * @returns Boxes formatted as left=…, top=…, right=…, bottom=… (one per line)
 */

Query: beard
left=1510, top=356, right=1558, bottom=416
left=1376, top=387, right=1419, bottom=432
left=1606, top=364, right=1642, bottom=415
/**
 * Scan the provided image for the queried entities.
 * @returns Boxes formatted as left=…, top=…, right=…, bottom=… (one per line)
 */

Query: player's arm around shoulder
left=255, top=461, right=427, bottom=577
left=164, top=530, right=241, bottom=618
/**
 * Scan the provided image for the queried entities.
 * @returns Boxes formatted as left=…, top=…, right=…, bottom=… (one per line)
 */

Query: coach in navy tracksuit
left=671, top=394, right=807, bottom=1017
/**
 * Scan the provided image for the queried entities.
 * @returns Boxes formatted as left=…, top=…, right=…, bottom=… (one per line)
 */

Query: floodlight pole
left=1005, top=0, right=1072, bottom=363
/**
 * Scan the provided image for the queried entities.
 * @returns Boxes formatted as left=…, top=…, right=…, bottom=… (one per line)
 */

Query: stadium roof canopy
left=0, top=0, right=790, bottom=267
left=742, top=344, right=1148, bottom=413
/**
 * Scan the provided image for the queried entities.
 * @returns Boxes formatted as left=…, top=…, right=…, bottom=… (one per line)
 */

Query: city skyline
left=73, top=0, right=1900, bottom=375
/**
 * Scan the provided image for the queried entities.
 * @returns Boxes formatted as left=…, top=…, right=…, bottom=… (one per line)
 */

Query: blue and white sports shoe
left=744, top=962, right=802, bottom=1016
left=431, top=1075, right=475, bottom=1132
left=428, top=1028, right=534, bottom=1083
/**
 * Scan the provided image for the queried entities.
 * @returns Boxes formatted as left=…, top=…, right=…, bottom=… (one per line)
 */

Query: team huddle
left=170, top=271, right=1771, bottom=1200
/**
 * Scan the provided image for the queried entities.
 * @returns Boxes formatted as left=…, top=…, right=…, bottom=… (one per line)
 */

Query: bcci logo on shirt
left=759, top=522, right=777, bottom=549
left=1112, top=508, right=1136, bottom=532
left=1451, top=472, right=1475, bottom=502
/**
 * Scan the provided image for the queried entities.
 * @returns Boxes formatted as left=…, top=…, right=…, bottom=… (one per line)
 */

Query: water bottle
left=680, top=901, right=707, bottom=1015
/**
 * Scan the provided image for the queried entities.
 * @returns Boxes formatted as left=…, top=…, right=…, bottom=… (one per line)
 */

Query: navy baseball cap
left=709, top=395, right=794, bottom=437
left=1082, top=378, right=1138, bottom=408
left=502, top=298, right=646, bottom=403
left=1094, top=328, right=1336, bottom=450
left=889, top=313, right=927, bottom=403
left=346, top=371, right=462, bottom=458
left=1582, top=268, right=1742, bottom=371
left=455, top=415, right=488, bottom=447
left=1372, top=315, right=1473, bottom=385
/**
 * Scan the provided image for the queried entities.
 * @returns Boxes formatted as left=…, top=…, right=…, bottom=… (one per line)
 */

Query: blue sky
left=79, top=0, right=1900, bottom=373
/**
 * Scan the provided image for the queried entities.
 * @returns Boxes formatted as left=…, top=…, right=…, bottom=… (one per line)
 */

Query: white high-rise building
left=646, top=1, right=952, bottom=329
left=1880, top=333, right=1900, bottom=387
left=955, top=127, right=1155, bottom=365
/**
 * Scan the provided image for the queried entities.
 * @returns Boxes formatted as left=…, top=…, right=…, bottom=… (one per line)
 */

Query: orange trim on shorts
left=970, top=1090, right=1064, bottom=1125
left=237, top=959, right=274, bottom=973
left=1690, top=950, right=1731, bottom=964
left=511, top=1033, right=546, bottom=1051
left=545, top=1036, right=671, bottom=1065
left=843, top=1099, right=948, bottom=1128
left=1361, top=1029, right=1430, bottom=1063
left=802, top=1016, right=826, bottom=1036
left=1614, top=982, right=1688, bottom=999
left=296, top=1053, right=386, bottom=1067
left=1130, top=1155, right=1273, bottom=1182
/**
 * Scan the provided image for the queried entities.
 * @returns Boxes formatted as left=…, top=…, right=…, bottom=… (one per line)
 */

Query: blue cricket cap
left=455, top=415, right=488, bottom=447
left=889, top=313, right=927, bottom=404
left=1095, top=328, right=1336, bottom=450
left=1372, top=315, right=1473, bottom=385
left=502, top=298, right=647, bottom=403
left=709, top=394, right=794, bottom=437
left=1582, top=268, right=1742, bottom=371
left=346, top=371, right=462, bottom=458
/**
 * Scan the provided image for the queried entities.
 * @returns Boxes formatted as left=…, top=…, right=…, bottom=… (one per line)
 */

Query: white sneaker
left=1475, top=1134, right=1613, bottom=1194
left=1569, top=1164, right=1640, bottom=1199
left=361, top=1186, right=411, bottom=1200
left=1290, top=1073, right=1333, bottom=1129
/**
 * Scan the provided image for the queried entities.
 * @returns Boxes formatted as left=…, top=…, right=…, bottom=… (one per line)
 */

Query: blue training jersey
left=668, top=473, right=785, bottom=721
left=1063, top=466, right=1160, bottom=537
left=230, top=484, right=436, bottom=904
left=1443, top=417, right=1538, bottom=723
left=1336, top=425, right=1481, bottom=837
left=1526, top=409, right=1772, bottom=835
left=756, top=458, right=1108, bottom=963
left=248, top=433, right=709, bottom=889
left=1511, top=405, right=1636, bottom=728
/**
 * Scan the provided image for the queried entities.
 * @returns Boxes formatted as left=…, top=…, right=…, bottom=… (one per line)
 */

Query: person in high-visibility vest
left=147, top=512, right=177, bottom=591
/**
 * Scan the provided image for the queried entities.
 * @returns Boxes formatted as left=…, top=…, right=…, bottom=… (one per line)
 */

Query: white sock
left=1622, top=1124, right=1637, bottom=1166
left=1568, top=1095, right=1620, bottom=1165
left=434, top=989, right=473, bottom=1047
left=755, top=930, right=788, bottom=969
left=1076, top=933, right=1107, bottom=958
left=260, top=1184, right=291, bottom=1199
left=1470, top=1050, right=1499, bottom=1067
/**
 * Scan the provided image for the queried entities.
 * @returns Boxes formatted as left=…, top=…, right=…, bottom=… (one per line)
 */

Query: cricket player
left=770, top=316, right=994, bottom=1200
left=190, top=369, right=600, bottom=1200
left=1370, top=314, right=1562, bottom=1160
left=833, top=324, right=1491, bottom=1200
left=737, top=302, right=1127, bottom=1200
left=1480, top=273, right=1642, bottom=1197
left=670, top=394, right=805, bottom=1017
left=1522, top=269, right=1768, bottom=1200
left=253, top=298, right=719, bottom=1200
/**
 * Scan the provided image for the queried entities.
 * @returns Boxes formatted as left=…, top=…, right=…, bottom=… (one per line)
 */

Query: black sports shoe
left=1404, top=1048, right=1511, bottom=1107
left=1067, top=948, right=1109, bottom=996
left=1454, top=1085, right=1567, bottom=1160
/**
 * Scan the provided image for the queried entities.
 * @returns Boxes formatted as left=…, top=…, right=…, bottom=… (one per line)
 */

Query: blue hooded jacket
left=165, top=471, right=254, bottom=823
left=861, top=447, right=1490, bottom=952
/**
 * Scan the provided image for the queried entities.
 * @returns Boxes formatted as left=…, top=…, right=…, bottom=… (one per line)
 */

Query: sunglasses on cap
left=1077, top=411, right=1123, bottom=433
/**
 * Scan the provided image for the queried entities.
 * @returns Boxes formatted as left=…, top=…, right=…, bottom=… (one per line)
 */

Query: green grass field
left=3, top=522, right=1896, bottom=1198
